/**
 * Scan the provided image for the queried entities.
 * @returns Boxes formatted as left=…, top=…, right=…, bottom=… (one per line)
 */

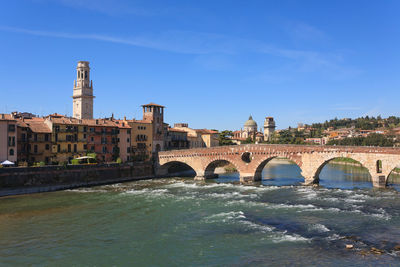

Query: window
left=91, top=137, right=94, bottom=142
left=127, top=147, right=131, bottom=153
left=83, top=126, right=87, bottom=132
left=68, top=144, right=71, bottom=152
left=21, top=133, right=26, bottom=141
left=57, top=144, right=60, bottom=152
left=137, top=143, right=146, bottom=149
left=8, top=137, right=15, bottom=146
left=45, top=144, right=50, bottom=150
left=91, top=146, right=95, bottom=151
left=74, top=144, right=77, bottom=153
left=9, top=149, right=14, bottom=156
left=102, top=146, right=107, bottom=153
left=45, top=134, right=49, bottom=141
left=84, top=144, right=87, bottom=150
left=376, top=160, right=382, bottom=173
left=127, top=130, right=131, bottom=134
left=85, top=71, right=87, bottom=79
left=83, top=134, right=87, bottom=139
left=127, top=138, right=130, bottom=143
left=55, top=126, right=60, bottom=132
left=34, top=145, right=38, bottom=153
left=90, top=128, right=95, bottom=132
left=8, top=124, right=15, bottom=132
left=34, top=134, right=38, bottom=141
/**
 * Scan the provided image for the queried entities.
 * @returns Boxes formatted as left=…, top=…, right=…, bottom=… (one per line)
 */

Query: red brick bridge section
left=157, top=144, right=400, bottom=188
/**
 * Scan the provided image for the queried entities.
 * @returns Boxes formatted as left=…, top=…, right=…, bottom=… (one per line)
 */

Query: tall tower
left=72, top=61, right=94, bottom=119
left=264, top=117, right=276, bottom=141
left=142, top=103, right=165, bottom=152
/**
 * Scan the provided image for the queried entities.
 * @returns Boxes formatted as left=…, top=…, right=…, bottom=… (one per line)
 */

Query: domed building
left=232, top=115, right=276, bottom=144
left=243, top=116, right=257, bottom=134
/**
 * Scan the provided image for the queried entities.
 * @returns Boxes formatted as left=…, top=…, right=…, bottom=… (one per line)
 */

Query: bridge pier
left=240, top=173, right=260, bottom=184
left=302, top=176, right=319, bottom=186
left=371, top=175, right=386, bottom=188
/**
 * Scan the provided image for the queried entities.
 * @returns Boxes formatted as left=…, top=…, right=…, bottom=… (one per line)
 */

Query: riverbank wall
left=0, top=162, right=154, bottom=197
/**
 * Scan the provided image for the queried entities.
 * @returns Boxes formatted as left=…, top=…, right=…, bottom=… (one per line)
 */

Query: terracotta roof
left=47, top=113, right=66, bottom=118
left=125, top=119, right=152, bottom=124
left=141, top=103, right=165, bottom=108
left=49, top=117, right=83, bottom=125
left=82, top=119, right=120, bottom=127
left=169, top=128, right=187, bottom=133
left=195, top=129, right=218, bottom=134
left=0, top=114, right=15, bottom=121
left=113, top=120, right=132, bottom=129
left=28, top=122, right=52, bottom=133
left=16, top=119, right=29, bottom=127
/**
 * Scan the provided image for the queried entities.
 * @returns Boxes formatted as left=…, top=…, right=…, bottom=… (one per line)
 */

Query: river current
left=1, top=159, right=400, bottom=266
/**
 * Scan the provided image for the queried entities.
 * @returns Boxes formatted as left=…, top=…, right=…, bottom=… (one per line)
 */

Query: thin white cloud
left=0, top=25, right=360, bottom=78
left=31, top=0, right=152, bottom=16
left=286, top=22, right=329, bottom=42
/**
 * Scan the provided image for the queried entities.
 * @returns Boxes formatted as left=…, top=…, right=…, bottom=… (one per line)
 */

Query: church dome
left=244, top=115, right=257, bottom=128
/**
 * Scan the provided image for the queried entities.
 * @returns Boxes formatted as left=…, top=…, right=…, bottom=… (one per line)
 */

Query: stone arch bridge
left=157, top=144, right=400, bottom=188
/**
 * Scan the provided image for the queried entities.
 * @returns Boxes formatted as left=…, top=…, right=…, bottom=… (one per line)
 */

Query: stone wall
left=0, top=162, right=154, bottom=197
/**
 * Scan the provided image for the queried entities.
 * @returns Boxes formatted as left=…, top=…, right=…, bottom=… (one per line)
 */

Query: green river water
left=1, top=159, right=400, bottom=266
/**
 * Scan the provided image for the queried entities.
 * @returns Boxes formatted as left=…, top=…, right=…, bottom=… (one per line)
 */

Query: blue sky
left=0, top=0, right=399, bottom=130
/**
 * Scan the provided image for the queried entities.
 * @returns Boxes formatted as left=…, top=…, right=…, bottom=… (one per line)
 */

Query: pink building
left=114, top=120, right=132, bottom=162
left=0, top=114, right=17, bottom=163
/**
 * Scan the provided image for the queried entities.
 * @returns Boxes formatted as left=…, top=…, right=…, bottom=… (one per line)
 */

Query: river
left=1, top=159, right=400, bottom=266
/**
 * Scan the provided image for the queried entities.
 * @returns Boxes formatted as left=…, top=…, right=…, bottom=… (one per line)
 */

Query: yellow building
left=172, top=124, right=219, bottom=148
left=44, top=114, right=88, bottom=163
left=124, top=119, right=153, bottom=160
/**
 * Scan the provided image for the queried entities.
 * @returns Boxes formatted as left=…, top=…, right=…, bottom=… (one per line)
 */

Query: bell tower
left=72, top=61, right=94, bottom=119
left=264, top=117, right=276, bottom=141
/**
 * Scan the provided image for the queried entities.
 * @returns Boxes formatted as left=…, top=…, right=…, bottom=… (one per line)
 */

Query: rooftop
left=142, top=102, right=165, bottom=108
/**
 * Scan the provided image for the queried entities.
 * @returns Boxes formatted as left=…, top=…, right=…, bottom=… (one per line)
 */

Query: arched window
left=376, top=160, right=382, bottom=173
left=9, top=149, right=14, bottom=156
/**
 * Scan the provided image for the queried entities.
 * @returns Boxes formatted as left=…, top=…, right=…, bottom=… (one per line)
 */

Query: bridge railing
left=159, top=143, right=400, bottom=155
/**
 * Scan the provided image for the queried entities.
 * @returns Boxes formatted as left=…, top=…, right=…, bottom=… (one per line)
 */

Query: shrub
left=71, top=159, right=79, bottom=165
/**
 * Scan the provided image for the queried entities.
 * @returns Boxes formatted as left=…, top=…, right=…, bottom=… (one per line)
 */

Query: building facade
left=165, top=128, right=190, bottom=150
left=72, top=61, right=94, bottom=119
left=125, top=119, right=153, bottom=161
left=172, top=124, right=218, bottom=149
left=85, top=119, right=119, bottom=163
left=0, top=114, right=17, bottom=163
left=44, top=114, right=88, bottom=163
left=142, top=103, right=165, bottom=152
left=17, top=118, right=52, bottom=165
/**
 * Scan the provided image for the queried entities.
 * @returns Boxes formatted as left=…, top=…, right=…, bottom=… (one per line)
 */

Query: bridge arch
left=204, top=158, right=242, bottom=179
left=253, top=156, right=304, bottom=182
left=158, top=161, right=197, bottom=177
left=385, top=164, right=400, bottom=188
left=313, top=156, right=372, bottom=187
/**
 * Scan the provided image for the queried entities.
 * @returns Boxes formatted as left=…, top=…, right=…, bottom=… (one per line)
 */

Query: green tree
left=218, top=130, right=234, bottom=146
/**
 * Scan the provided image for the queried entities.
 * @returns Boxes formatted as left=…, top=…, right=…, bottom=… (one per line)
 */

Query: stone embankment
left=0, top=162, right=154, bottom=197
